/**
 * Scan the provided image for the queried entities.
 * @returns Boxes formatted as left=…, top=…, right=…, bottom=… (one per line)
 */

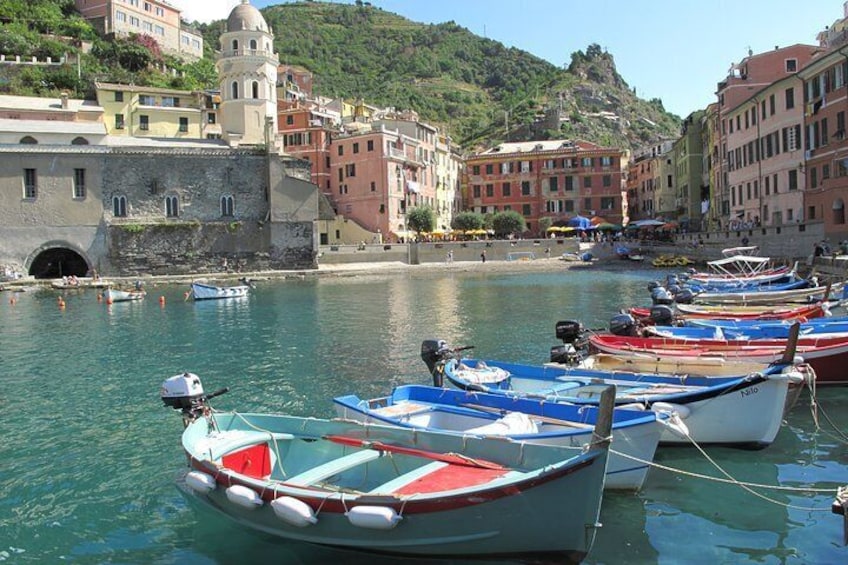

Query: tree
left=538, top=216, right=553, bottom=234
left=492, top=210, right=526, bottom=238
left=407, top=206, right=435, bottom=236
left=452, top=211, right=483, bottom=231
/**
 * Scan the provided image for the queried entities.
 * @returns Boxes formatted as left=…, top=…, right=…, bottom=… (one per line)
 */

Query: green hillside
left=0, top=0, right=682, bottom=151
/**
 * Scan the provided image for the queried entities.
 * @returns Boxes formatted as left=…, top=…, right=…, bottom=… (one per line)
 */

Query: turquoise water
left=0, top=268, right=846, bottom=564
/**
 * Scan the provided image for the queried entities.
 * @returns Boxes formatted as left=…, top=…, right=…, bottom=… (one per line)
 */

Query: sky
left=169, top=0, right=843, bottom=118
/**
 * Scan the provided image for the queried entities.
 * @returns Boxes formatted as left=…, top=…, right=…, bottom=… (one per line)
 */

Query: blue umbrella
left=567, top=215, right=592, bottom=229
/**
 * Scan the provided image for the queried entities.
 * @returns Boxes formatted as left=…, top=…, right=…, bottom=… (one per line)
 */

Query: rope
left=801, top=366, right=848, bottom=443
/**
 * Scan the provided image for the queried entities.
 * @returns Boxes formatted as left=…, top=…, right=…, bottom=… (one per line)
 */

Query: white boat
left=189, top=282, right=250, bottom=301
left=334, top=384, right=667, bottom=490
left=161, top=373, right=613, bottom=561
left=104, top=288, right=146, bottom=302
left=694, top=281, right=843, bottom=305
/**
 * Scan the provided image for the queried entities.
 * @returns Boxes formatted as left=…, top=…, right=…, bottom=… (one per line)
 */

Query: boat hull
left=177, top=412, right=608, bottom=559
left=190, top=283, right=249, bottom=300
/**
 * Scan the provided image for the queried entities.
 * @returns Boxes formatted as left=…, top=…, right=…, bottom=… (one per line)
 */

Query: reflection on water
left=0, top=269, right=845, bottom=564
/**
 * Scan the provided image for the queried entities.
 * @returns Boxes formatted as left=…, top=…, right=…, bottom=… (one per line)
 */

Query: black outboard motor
left=666, top=274, right=679, bottom=287
left=609, top=313, right=638, bottom=336
left=649, top=305, right=675, bottom=325
left=420, top=340, right=473, bottom=387
left=667, top=284, right=682, bottom=296
left=647, top=280, right=662, bottom=292
left=673, top=288, right=695, bottom=304
left=555, top=320, right=584, bottom=344
left=652, top=288, right=674, bottom=306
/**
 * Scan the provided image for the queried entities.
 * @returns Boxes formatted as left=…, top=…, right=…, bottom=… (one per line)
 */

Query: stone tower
left=217, top=0, right=279, bottom=147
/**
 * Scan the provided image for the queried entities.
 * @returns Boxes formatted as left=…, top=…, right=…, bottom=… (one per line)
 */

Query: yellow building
left=95, top=82, right=203, bottom=138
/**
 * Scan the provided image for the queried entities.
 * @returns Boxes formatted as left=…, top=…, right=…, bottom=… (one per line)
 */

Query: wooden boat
left=421, top=340, right=803, bottom=449
left=334, top=384, right=669, bottom=490
left=632, top=301, right=830, bottom=321
left=103, top=288, right=146, bottom=302
left=693, top=281, right=843, bottom=305
left=575, top=352, right=771, bottom=377
left=587, top=332, right=846, bottom=385
left=189, top=282, right=249, bottom=300
left=162, top=373, right=613, bottom=561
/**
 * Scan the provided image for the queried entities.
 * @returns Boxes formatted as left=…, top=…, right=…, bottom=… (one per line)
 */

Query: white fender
left=185, top=470, right=216, bottom=494
left=658, top=413, right=691, bottom=439
left=616, top=402, right=647, bottom=411
left=346, top=505, right=402, bottom=530
left=779, top=368, right=805, bottom=384
left=225, top=485, right=263, bottom=509
left=650, top=402, right=691, bottom=419
left=271, top=496, right=317, bottom=527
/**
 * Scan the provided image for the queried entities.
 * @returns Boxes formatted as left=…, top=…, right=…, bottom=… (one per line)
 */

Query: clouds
left=169, top=0, right=242, bottom=24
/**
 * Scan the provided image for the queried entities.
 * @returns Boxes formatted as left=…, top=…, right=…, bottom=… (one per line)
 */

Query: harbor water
left=1, top=267, right=846, bottom=564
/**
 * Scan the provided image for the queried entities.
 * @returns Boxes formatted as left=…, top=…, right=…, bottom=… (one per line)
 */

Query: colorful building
left=74, top=0, right=202, bottom=60
left=464, top=140, right=627, bottom=235
left=95, top=82, right=203, bottom=139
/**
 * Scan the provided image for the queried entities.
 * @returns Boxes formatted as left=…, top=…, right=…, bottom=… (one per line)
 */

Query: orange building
left=464, top=140, right=627, bottom=235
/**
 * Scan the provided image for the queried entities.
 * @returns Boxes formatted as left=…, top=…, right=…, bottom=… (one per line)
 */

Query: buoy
left=97, top=293, right=102, bottom=302
left=185, top=470, right=216, bottom=494
left=159, top=296, right=166, bottom=305
left=225, top=485, right=263, bottom=509
left=10, top=297, right=16, bottom=305
left=106, top=298, right=113, bottom=305
left=58, top=299, right=65, bottom=309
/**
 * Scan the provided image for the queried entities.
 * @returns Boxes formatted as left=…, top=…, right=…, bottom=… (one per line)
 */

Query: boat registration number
left=740, top=386, right=759, bottom=398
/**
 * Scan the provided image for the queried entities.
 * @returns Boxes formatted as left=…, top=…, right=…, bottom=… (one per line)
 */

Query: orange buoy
left=159, top=296, right=166, bottom=305
left=10, top=297, right=16, bottom=305
left=106, top=298, right=113, bottom=305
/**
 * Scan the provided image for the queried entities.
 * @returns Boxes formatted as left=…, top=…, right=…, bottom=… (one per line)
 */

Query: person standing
left=480, top=250, right=487, bottom=263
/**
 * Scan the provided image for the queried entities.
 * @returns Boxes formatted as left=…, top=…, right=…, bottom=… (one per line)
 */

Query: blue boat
left=420, top=340, right=804, bottom=449
left=162, top=372, right=613, bottom=561
left=646, top=320, right=848, bottom=340
left=334, top=384, right=671, bottom=491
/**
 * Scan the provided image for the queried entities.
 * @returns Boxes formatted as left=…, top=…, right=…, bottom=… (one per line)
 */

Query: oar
left=779, top=322, right=801, bottom=365
left=459, top=403, right=594, bottom=429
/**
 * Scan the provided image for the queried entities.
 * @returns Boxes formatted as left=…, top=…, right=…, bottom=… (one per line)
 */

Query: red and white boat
left=588, top=333, right=848, bottom=385
left=629, top=301, right=829, bottom=321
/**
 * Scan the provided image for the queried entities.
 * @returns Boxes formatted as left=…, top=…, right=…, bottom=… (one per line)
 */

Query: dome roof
left=226, top=0, right=269, bottom=33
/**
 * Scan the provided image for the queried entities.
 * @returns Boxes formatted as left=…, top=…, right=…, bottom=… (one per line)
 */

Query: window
left=522, top=204, right=531, bottom=216
left=370, top=181, right=375, bottom=192
left=565, top=200, right=574, bottom=212
left=345, top=164, right=356, bottom=177
left=549, top=176, right=558, bottom=191
left=584, top=197, right=592, bottom=210
left=502, top=182, right=511, bottom=196
left=71, top=137, right=88, bottom=145
left=113, top=195, right=127, bottom=217
left=115, top=91, right=124, bottom=102
left=769, top=94, right=775, bottom=116
left=521, top=181, right=531, bottom=195
left=165, top=195, right=179, bottom=217
left=232, top=39, right=238, bottom=51
left=786, top=59, right=797, bottom=72
left=583, top=176, right=592, bottom=188
left=811, top=167, right=818, bottom=189
left=179, top=117, right=188, bottom=133
left=473, top=185, right=481, bottom=198
left=338, top=168, right=343, bottom=182
left=601, top=156, right=612, bottom=167
left=602, top=175, right=611, bottom=187
left=367, top=140, right=374, bottom=151
left=600, top=197, right=614, bottom=210
left=823, top=163, right=831, bottom=180
left=581, top=157, right=592, bottom=167
left=788, top=169, right=798, bottom=190
left=19, top=136, right=37, bottom=144
left=162, top=96, right=179, bottom=107
left=144, top=2, right=151, bottom=11
left=251, top=81, right=259, bottom=99
left=785, top=87, right=795, bottom=110
left=138, top=94, right=154, bottom=105
left=472, top=165, right=480, bottom=175
left=139, top=115, right=149, bottom=131
left=250, top=39, right=257, bottom=50
left=116, top=11, right=126, bottom=22
left=486, top=184, right=494, bottom=197
left=73, top=169, right=86, bottom=199
left=353, top=142, right=359, bottom=154
left=220, top=195, right=234, bottom=217
left=129, top=15, right=139, bottom=26
left=565, top=176, right=574, bottom=191
left=143, top=21, right=152, bottom=32
left=231, top=81, right=238, bottom=99
left=155, top=25, right=164, bottom=36
left=486, top=164, right=493, bottom=174
left=23, top=169, right=37, bottom=199
left=113, top=112, right=125, bottom=130
left=155, top=6, right=164, bottom=16
left=338, top=145, right=344, bottom=156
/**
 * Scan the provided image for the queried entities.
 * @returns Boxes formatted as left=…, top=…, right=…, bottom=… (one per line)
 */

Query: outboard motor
left=609, top=313, right=638, bottom=336
left=550, top=320, right=588, bottom=365
left=667, top=284, right=682, bottom=296
left=677, top=273, right=690, bottom=282
left=161, top=372, right=229, bottom=426
left=673, top=288, right=695, bottom=304
left=647, top=280, right=662, bottom=292
left=649, top=305, right=675, bottom=325
left=420, top=340, right=473, bottom=387
left=666, top=274, right=679, bottom=286
left=652, top=288, right=674, bottom=306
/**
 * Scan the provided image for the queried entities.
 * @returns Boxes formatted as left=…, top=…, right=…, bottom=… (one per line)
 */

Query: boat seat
left=368, top=461, right=448, bottom=493
left=284, top=449, right=382, bottom=487
left=370, top=401, right=432, bottom=418
left=197, top=430, right=295, bottom=461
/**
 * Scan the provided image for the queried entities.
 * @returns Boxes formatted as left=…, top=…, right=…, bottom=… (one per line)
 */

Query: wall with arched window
left=165, top=194, right=180, bottom=217
left=252, top=81, right=259, bottom=99
left=249, top=39, right=257, bottom=50
left=231, top=39, right=238, bottom=51
left=20, top=136, right=37, bottom=144
left=231, top=81, right=239, bottom=100
left=112, top=195, right=128, bottom=217
left=71, top=137, right=89, bottom=145
left=220, top=194, right=235, bottom=217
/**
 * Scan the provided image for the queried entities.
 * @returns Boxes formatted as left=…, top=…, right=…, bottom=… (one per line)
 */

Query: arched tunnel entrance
left=29, top=248, right=90, bottom=279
